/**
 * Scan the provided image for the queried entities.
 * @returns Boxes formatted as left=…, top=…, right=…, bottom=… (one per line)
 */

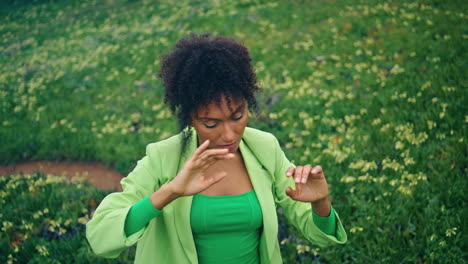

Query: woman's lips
left=219, top=143, right=236, bottom=150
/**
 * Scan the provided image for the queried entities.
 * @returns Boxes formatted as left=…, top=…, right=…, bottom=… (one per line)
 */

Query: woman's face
left=191, top=96, right=248, bottom=153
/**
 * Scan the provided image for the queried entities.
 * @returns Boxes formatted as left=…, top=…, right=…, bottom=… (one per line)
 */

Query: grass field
left=1, top=0, right=467, bottom=263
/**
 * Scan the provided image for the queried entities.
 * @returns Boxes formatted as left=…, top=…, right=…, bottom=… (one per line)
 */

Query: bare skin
left=150, top=96, right=331, bottom=217
left=199, top=150, right=252, bottom=196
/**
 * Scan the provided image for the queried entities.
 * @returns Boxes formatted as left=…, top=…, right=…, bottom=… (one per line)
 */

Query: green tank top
left=190, top=189, right=263, bottom=264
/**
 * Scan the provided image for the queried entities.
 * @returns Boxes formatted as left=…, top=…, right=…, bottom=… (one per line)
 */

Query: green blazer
left=86, top=127, right=347, bottom=263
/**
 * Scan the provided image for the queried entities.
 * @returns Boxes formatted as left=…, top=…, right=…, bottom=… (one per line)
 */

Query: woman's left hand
left=285, top=165, right=329, bottom=203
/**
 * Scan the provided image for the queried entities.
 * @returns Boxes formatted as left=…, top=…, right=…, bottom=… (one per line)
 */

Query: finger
left=194, top=150, right=228, bottom=163
left=294, top=166, right=304, bottom=183
left=198, top=151, right=233, bottom=167
left=209, top=153, right=235, bottom=161
left=310, top=165, right=323, bottom=178
left=286, top=167, right=295, bottom=178
left=199, top=148, right=230, bottom=161
left=285, top=186, right=296, bottom=199
left=301, top=165, right=312, bottom=183
left=193, top=139, right=210, bottom=158
left=296, top=181, right=302, bottom=193
left=199, top=153, right=234, bottom=169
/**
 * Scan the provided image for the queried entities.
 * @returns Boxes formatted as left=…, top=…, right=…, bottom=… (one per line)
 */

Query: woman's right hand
left=167, top=139, right=234, bottom=197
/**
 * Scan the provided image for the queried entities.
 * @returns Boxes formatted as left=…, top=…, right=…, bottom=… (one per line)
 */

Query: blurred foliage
left=0, top=173, right=135, bottom=263
left=0, top=0, right=467, bottom=262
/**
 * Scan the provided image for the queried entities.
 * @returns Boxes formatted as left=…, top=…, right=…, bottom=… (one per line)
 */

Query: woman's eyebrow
left=232, top=103, right=246, bottom=113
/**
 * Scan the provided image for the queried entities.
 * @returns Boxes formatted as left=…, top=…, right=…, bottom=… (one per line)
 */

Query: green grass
left=1, top=0, right=467, bottom=263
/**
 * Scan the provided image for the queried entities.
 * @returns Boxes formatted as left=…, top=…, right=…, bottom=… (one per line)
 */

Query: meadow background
left=1, top=0, right=467, bottom=263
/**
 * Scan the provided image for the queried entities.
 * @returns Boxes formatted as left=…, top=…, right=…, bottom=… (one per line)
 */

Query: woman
left=86, top=33, right=347, bottom=263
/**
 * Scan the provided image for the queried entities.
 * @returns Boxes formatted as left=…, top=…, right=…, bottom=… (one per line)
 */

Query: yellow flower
left=395, top=141, right=405, bottom=150
left=372, top=118, right=381, bottom=126
left=2, top=221, right=13, bottom=232
left=341, top=176, right=356, bottom=183
left=296, top=244, right=310, bottom=254
left=36, top=245, right=49, bottom=256
left=78, top=216, right=90, bottom=225
left=427, top=121, right=437, bottom=130
left=421, top=81, right=431, bottom=90
left=350, top=226, right=364, bottom=233
left=445, top=227, right=457, bottom=237
left=390, top=64, right=405, bottom=74
left=349, top=160, right=377, bottom=172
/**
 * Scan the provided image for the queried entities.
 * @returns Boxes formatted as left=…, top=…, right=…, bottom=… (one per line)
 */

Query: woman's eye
left=203, top=122, right=218, bottom=128
left=232, top=114, right=243, bottom=120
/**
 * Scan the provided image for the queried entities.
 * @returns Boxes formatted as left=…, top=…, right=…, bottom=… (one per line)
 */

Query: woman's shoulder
left=244, top=127, right=276, bottom=141
left=145, top=132, right=185, bottom=158
left=243, top=127, right=281, bottom=154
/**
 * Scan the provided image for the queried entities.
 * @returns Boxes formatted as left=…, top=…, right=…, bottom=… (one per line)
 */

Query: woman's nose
left=222, top=123, right=236, bottom=142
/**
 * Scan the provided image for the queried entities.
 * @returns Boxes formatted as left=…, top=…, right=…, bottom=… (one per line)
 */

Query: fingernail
left=302, top=178, right=306, bottom=183
left=312, top=169, right=317, bottom=174
left=286, top=172, right=291, bottom=176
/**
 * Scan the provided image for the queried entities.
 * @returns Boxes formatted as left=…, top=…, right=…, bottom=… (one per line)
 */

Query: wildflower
left=382, top=158, right=404, bottom=172
left=403, top=157, right=415, bottom=166
left=357, top=174, right=372, bottom=182
left=390, top=64, right=405, bottom=74
left=421, top=81, right=431, bottom=90
left=350, top=226, right=364, bottom=233
left=397, top=185, right=413, bottom=195
left=445, top=227, right=457, bottom=237
left=349, top=159, right=377, bottom=172
left=341, top=176, right=356, bottom=183
left=36, top=245, right=49, bottom=256
left=427, top=121, right=437, bottom=130
left=372, top=118, right=381, bottom=126
left=395, top=141, right=405, bottom=150
left=2, top=221, right=13, bottom=232
left=78, top=216, right=90, bottom=225
left=296, top=244, right=310, bottom=254
left=7, top=254, right=17, bottom=264
left=59, top=227, right=67, bottom=235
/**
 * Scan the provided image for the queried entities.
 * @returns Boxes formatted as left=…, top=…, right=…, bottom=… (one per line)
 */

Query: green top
left=190, top=190, right=262, bottom=264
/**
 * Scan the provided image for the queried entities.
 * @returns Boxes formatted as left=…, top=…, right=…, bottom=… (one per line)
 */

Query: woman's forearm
left=149, top=183, right=180, bottom=210
left=311, top=197, right=331, bottom=217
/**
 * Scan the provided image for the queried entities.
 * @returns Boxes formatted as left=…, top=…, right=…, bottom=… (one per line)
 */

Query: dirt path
left=0, top=161, right=123, bottom=191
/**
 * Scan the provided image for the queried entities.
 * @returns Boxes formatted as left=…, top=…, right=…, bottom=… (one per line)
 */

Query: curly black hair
left=158, top=33, right=260, bottom=151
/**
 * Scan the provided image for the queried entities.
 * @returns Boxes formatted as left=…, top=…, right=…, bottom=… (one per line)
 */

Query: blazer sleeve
left=270, top=136, right=347, bottom=247
left=86, top=144, right=162, bottom=258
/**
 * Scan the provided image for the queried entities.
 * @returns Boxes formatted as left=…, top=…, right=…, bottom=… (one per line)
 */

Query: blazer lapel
left=173, top=129, right=198, bottom=263
left=239, top=139, right=278, bottom=262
